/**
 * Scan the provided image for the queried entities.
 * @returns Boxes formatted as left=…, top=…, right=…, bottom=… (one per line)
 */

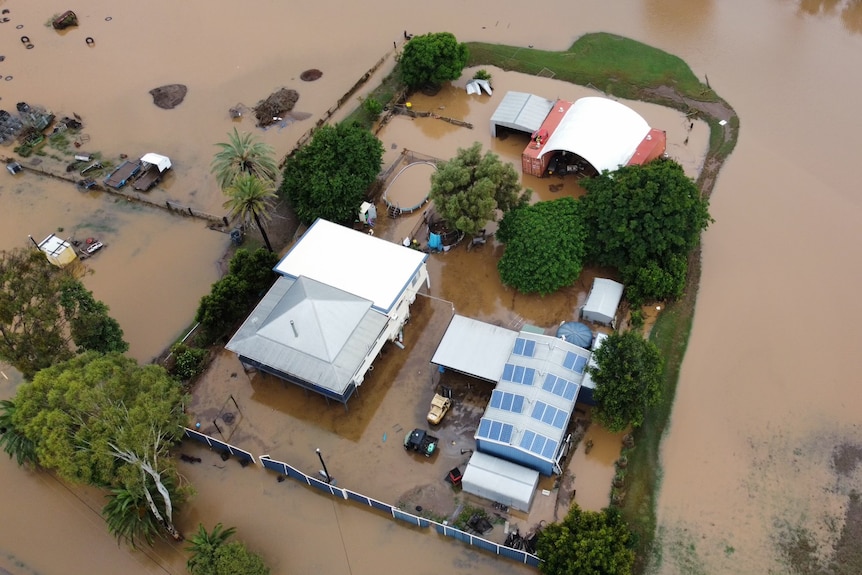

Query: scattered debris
left=253, top=88, right=299, bottom=127
left=149, top=84, right=187, bottom=110
left=300, top=69, right=323, bottom=81
left=52, top=10, right=78, bottom=30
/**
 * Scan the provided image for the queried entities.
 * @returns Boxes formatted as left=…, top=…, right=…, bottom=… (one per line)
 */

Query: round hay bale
left=149, top=84, right=188, bottom=110
left=300, top=69, right=323, bottom=81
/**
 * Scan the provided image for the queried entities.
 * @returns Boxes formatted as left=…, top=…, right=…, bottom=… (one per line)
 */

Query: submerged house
left=226, top=219, right=429, bottom=406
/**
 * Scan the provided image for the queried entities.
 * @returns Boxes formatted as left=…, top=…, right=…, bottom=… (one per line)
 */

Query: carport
left=430, top=315, right=517, bottom=382
left=461, top=451, right=539, bottom=512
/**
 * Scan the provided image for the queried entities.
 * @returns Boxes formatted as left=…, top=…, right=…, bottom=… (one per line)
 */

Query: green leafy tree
left=195, top=274, right=251, bottom=344
left=228, top=248, right=279, bottom=296
left=497, top=197, right=586, bottom=295
left=188, top=524, right=269, bottom=575
left=170, top=343, right=208, bottom=381
left=211, top=128, right=279, bottom=190
left=536, top=505, right=635, bottom=575
left=0, top=399, right=38, bottom=466
left=0, top=247, right=127, bottom=379
left=430, top=142, right=531, bottom=237
left=399, top=32, right=469, bottom=89
left=223, top=174, right=278, bottom=252
left=59, top=280, right=128, bottom=354
left=580, top=159, right=711, bottom=303
left=588, top=331, right=663, bottom=432
left=280, top=122, right=384, bottom=224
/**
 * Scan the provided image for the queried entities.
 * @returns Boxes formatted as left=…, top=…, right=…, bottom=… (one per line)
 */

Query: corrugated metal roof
left=461, top=451, right=539, bottom=512
left=226, top=276, right=388, bottom=394
left=582, top=278, right=624, bottom=325
left=274, top=219, right=428, bottom=314
left=430, top=315, right=518, bottom=381
left=490, top=91, right=555, bottom=137
left=537, top=97, right=651, bottom=173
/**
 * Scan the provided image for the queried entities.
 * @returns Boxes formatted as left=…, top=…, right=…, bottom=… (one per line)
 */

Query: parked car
left=404, top=428, right=438, bottom=457
left=426, top=393, right=451, bottom=425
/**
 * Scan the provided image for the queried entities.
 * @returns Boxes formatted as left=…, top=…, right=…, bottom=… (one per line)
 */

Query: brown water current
left=2, top=0, right=862, bottom=574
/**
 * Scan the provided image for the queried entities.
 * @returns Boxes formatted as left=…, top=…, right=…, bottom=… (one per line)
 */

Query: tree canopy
left=0, top=247, right=127, bottom=379
left=280, top=122, right=383, bottom=225
left=399, top=32, right=469, bottom=89
left=536, top=505, right=635, bottom=575
left=211, top=128, right=279, bottom=190
left=12, top=352, right=187, bottom=486
left=188, top=523, right=270, bottom=575
left=589, top=331, right=664, bottom=432
left=580, top=159, right=711, bottom=303
left=430, top=142, right=531, bottom=237
left=496, top=196, right=587, bottom=295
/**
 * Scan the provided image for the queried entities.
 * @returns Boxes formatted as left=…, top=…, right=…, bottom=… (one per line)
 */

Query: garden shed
left=581, top=278, right=624, bottom=326
left=490, top=91, right=556, bottom=138
left=461, top=451, right=539, bottom=513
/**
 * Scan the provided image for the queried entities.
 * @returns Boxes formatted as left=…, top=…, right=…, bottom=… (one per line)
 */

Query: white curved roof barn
left=537, top=97, right=651, bottom=174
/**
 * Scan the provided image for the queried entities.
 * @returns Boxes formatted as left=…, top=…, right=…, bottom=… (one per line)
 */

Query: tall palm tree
left=211, top=128, right=279, bottom=190
left=186, top=522, right=237, bottom=575
left=223, top=173, right=277, bottom=252
left=0, top=399, right=37, bottom=467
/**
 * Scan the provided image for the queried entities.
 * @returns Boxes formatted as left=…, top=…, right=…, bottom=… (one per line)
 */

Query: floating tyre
left=16, top=24, right=22, bottom=29
left=105, top=16, right=112, bottom=21
left=85, top=37, right=94, bottom=46
left=20, top=35, right=28, bottom=43
left=26, top=44, right=33, bottom=50
left=4, top=76, right=12, bottom=81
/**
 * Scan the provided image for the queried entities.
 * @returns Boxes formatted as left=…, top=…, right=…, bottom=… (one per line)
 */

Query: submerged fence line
left=183, top=430, right=539, bottom=566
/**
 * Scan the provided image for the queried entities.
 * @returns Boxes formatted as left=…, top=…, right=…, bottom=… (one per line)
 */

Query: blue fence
left=258, top=455, right=536, bottom=565
left=183, top=427, right=256, bottom=466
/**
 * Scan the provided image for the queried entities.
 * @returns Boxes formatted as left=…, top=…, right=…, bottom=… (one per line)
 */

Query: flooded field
left=1, top=0, right=862, bottom=574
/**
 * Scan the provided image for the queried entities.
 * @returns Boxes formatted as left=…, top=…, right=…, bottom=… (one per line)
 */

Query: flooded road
left=1, top=0, right=862, bottom=574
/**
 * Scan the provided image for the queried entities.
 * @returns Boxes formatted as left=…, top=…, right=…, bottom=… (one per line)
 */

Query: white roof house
left=490, top=91, right=556, bottom=138
left=537, top=97, right=651, bottom=174
left=228, top=219, right=429, bottom=405
left=581, top=278, right=625, bottom=326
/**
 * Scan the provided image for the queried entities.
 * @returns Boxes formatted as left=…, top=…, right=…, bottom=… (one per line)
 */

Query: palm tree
left=211, top=128, right=279, bottom=190
left=102, top=485, right=162, bottom=549
left=0, top=399, right=38, bottom=467
left=186, top=522, right=237, bottom=575
left=223, top=173, right=277, bottom=252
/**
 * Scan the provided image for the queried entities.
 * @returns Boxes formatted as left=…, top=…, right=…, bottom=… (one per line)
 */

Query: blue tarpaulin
left=428, top=232, right=442, bottom=251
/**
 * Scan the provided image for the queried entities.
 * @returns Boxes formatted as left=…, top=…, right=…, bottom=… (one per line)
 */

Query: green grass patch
left=467, top=32, right=716, bottom=102
left=342, top=68, right=404, bottom=129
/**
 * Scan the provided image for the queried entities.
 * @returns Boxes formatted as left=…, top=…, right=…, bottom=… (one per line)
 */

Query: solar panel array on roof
left=490, top=390, right=526, bottom=413
left=531, top=401, right=569, bottom=429
left=501, top=363, right=536, bottom=385
left=478, top=418, right=515, bottom=443
left=542, top=373, right=580, bottom=401
left=512, top=337, right=536, bottom=357
left=519, top=430, right=559, bottom=459
left=563, top=351, right=589, bottom=373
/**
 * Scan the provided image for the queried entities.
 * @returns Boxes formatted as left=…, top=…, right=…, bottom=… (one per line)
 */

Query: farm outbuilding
left=490, top=91, right=556, bottom=138
left=581, top=278, right=624, bottom=326
left=461, top=451, right=539, bottom=513
left=37, top=234, right=77, bottom=267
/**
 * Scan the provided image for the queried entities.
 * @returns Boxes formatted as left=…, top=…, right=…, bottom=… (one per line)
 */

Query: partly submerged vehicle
left=403, top=429, right=438, bottom=457
left=85, top=240, right=104, bottom=254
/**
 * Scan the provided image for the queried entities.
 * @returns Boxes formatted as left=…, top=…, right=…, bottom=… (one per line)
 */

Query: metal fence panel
left=345, top=490, right=370, bottom=505
left=260, top=457, right=287, bottom=475
left=393, top=509, right=429, bottom=527
left=183, top=428, right=255, bottom=464
left=368, top=498, right=392, bottom=514
left=283, top=463, right=308, bottom=482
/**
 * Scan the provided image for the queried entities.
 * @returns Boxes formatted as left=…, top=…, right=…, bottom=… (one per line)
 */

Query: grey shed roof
left=226, top=276, right=388, bottom=395
left=490, top=91, right=555, bottom=137
left=430, top=315, right=518, bottom=382
left=461, top=451, right=539, bottom=512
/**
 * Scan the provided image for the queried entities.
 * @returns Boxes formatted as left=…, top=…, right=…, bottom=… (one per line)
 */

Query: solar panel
left=573, top=355, right=588, bottom=373
left=563, top=351, right=577, bottom=371
left=524, top=339, right=536, bottom=357
left=542, top=439, right=558, bottom=459
left=563, top=381, right=579, bottom=401
left=478, top=418, right=514, bottom=444
left=554, top=410, right=568, bottom=429
left=514, top=338, right=525, bottom=355
left=531, top=402, right=546, bottom=420
left=513, top=337, right=537, bottom=357
left=503, top=363, right=514, bottom=381
left=543, top=373, right=556, bottom=392
left=520, top=430, right=536, bottom=450
left=490, top=391, right=502, bottom=409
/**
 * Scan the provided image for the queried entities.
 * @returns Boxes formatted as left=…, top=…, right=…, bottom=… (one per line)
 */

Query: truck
left=403, top=428, right=438, bottom=457
left=426, top=393, right=452, bottom=425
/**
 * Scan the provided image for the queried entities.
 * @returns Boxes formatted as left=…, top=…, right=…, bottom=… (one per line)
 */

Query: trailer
left=133, top=153, right=171, bottom=191
left=104, top=159, right=141, bottom=189
left=404, top=428, right=438, bottom=457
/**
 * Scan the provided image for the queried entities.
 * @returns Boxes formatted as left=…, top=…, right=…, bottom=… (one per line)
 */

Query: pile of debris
left=253, top=88, right=299, bottom=127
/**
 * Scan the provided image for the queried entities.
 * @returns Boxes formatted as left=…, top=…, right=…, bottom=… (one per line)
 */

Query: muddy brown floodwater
left=2, top=0, right=862, bottom=574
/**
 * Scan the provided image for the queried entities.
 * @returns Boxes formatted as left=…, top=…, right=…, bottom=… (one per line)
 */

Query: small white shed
left=37, top=234, right=77, bottom=267
left=461, top=451, right=539, bottom=512
left=581, top=278, right=624, bottom=326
